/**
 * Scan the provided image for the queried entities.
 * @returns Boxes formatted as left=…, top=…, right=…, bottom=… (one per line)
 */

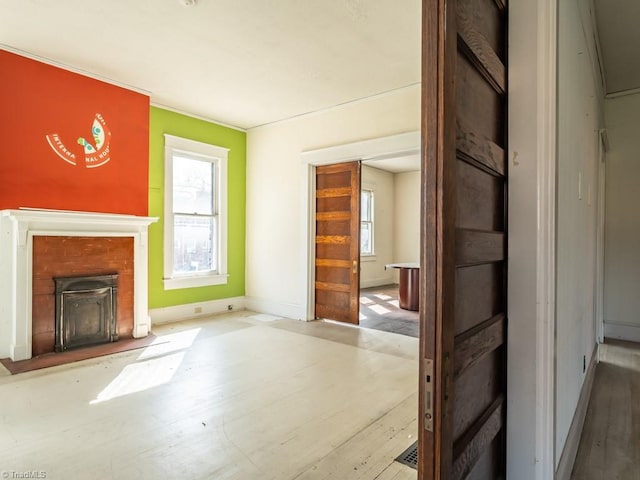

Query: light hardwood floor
left=572, top=340, right=640, bottom=480
left=0, top=311, right=417, bottom=480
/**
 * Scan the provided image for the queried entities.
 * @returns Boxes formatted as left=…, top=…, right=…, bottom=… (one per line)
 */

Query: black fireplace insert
left=54, top=274, right=118, bottom=352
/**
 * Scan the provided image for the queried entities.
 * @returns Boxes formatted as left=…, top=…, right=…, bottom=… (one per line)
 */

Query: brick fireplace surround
left=0, top=209, right=157, bottom=361
left=33, top=237, right=132, bottom=356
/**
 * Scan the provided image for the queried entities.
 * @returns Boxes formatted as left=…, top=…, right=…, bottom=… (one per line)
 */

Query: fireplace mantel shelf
left=0, top=209, right=158, bottom=361
left=1, top=209, right=157, bottom=238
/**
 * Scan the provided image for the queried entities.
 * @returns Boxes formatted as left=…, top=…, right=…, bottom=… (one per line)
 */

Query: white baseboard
left=360, top=277, right=396, bottom=289
left=555, top=344, right=598, bottom=480
left=150, top=296, right=246, bottom=325
left=604, top=322, right=640, bottom=343
left=244, top=296, right=305, bottom=320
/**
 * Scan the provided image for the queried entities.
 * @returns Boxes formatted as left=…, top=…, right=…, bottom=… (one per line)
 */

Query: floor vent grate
left=395, top=440, right=418, bottom=469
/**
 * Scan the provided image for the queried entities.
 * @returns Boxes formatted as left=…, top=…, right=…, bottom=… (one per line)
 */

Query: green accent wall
left=148, top=107, right=246, bottom=308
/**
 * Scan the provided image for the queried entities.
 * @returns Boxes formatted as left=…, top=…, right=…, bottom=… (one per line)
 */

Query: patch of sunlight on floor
left=388, top=300, right=400, bottom=308
left=360, top=297, right=374, bottom=305
left=90, top=352, right=184, bottom=404
left=324, top=319, right=359, bottom=329
left=374, top=293, right=392, bottom=301
left=370, top=304, right=391, bottom=315
left=137, top=328, right=201, bottom=360
left=359, top=312, right=367, bottom=320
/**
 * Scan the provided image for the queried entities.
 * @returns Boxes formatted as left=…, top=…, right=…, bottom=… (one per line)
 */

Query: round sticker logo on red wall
left=46, top=113, right=112, bottom=168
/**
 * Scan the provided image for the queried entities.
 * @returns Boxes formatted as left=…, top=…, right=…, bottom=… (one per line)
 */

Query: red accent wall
left=32, top=236, right=134, bottom=356
left=0, top=50, right=149, bottom=216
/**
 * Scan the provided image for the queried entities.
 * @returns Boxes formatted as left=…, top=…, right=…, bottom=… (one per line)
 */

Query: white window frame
left=163, top=134, right=228, bottom=290
left=360, top=188, right=375, bottom=257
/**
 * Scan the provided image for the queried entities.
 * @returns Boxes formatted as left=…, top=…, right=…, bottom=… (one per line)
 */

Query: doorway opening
left=358, top=156, right=420, bottom=338
left=301, top=131, right=421, bottom=339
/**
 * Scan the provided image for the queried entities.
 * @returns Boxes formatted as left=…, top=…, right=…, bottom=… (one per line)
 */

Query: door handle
left=352, top=260, right=358, bottom=274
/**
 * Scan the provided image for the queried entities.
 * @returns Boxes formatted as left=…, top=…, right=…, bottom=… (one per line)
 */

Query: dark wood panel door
left=315, top=161, right=360, bottom=324
left=419, top=0, right=507, bottom=478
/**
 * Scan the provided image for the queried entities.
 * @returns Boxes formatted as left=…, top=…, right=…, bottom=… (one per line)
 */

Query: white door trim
left=508, top=0, right=557, bottom=478
left=536, top=1, right=557, bottom=476
left=595, top=129, right=607, bottom=344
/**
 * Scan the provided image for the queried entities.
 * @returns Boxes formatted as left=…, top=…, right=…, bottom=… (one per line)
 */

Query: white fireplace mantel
left=0, top=209, right=158, bottom=361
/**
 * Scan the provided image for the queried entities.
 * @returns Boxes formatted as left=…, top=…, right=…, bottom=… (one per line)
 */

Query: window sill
left=361, top=255, right=377, bottom=262
left=164, top=274, right=228, bottom=290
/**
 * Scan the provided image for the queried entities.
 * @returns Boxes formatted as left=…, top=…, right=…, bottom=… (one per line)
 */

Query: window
left=164, top=134, right=228, bottom=290
left=361, top=189, right=374, bottom=256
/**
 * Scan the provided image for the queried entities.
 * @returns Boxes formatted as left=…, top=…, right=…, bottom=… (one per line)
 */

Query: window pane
left=361, top=191, right=370, bottom=221
left=361, top=222, right=372, bottom=255
left=173, top=215, right=217, bottom=274
left=173, top=155, right=214, bottom=215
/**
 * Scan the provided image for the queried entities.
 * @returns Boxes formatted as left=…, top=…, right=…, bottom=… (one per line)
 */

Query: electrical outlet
left=194, top=306, right=202, bottom=314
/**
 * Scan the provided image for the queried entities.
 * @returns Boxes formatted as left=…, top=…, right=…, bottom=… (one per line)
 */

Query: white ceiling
left=5, top=1, right=632, bottom=126
left=594, top=0, right=640, bottom=95
left=0, top=0, right=421, bottom=130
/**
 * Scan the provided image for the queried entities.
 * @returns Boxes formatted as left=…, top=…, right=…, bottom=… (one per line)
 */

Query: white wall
left=245, top=85, right=420, bottom=319
left=360, top=165, right=394, bottom=288
left=603, top=93, right=640, bottom=339
left=555, top=0, right=603, bottom=467
left=393, top=170, right=420, bottom=265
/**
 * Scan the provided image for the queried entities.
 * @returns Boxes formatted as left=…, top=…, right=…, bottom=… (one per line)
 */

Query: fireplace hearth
left=54, top=274, right=119, bottom=352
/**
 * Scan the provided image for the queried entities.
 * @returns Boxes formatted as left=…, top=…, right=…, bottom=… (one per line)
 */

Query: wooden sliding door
left=314, top=161, right=361, bottom=324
